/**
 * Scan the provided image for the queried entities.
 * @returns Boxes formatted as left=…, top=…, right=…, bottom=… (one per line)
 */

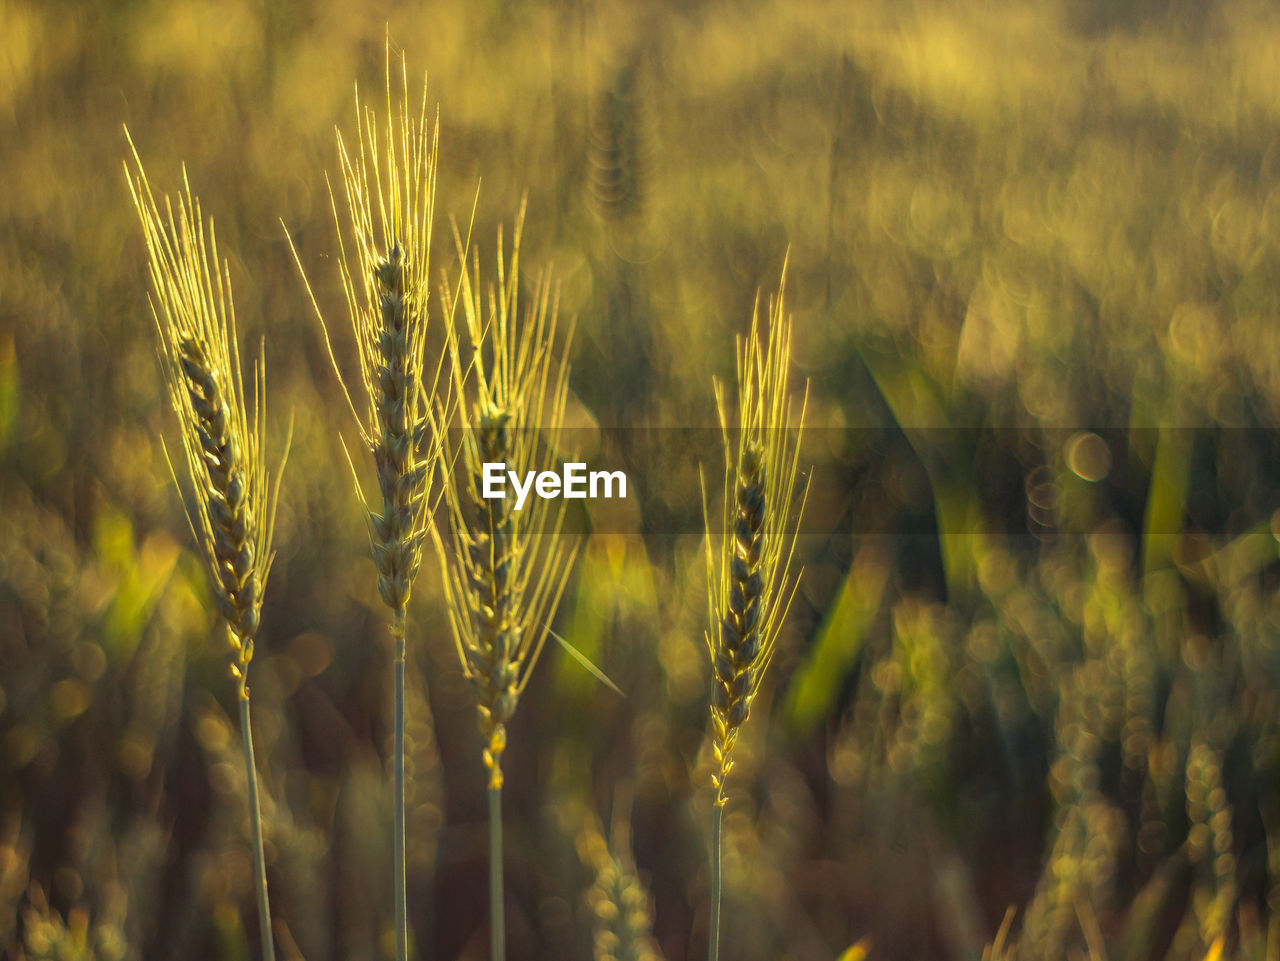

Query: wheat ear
left=703, top=263, right=807, bottom=961
left=433, top=209, right=578, bottom=961
left=285, top=48, right=444, bottom=961
left=126, top=132, right=286, bottom=961
left=578, top=814, right=665, bottom=961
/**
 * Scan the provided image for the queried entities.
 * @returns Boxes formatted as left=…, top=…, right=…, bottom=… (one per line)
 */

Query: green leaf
left=782, top=542, right=889, bottom=737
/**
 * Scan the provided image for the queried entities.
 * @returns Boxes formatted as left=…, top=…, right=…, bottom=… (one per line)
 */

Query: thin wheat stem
left=489, top=782, right=506, bottom=961
left=240, top=696, right=276, bottom=961
left=709, top=799, right=725, bottom=961
left=393, top=604, right=408, bottom=961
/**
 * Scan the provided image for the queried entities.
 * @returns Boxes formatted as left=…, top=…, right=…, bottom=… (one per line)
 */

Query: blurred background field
left=5, top=0, right=1280, bottom=958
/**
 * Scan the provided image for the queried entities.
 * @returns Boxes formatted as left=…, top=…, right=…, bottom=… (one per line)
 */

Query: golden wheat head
left=125, top=134, right=285, bottom=699
left=289, top=45, right=444, bottom=613
left=704, top=262, right=808, bottom=803
left=433, top=207, right=579, bottom=789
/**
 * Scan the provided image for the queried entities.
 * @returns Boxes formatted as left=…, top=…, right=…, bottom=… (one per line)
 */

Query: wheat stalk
left=286, top=47, right=444, bottom=961
left=433, top=208, right=578, bottom=961
left=125, top=132, right=286, bottom=961
left=702, top=263, right=807, bottom=961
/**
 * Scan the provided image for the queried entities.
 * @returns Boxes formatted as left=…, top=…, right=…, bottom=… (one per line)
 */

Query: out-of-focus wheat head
left=704, top=265, right=808, bottom=803
left=125, top=135, right=283, bottom=698
left=435, top=209, right=578, bottom=789
left=577, top=818, right=665, bottom=961
left=293, top=48, right=442, bottom=612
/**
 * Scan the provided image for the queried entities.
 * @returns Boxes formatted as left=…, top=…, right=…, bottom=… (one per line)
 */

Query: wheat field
left=5, top=0, right=1280, bottom=959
